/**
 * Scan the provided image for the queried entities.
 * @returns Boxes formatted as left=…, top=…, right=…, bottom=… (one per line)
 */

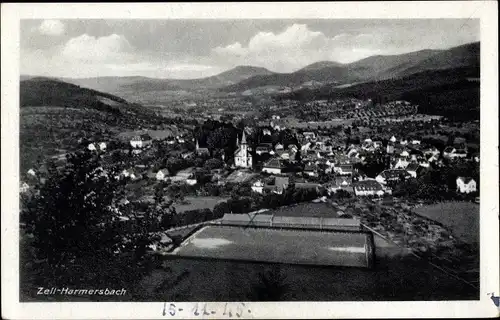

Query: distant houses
left=130, top=133, right=153, bottom=148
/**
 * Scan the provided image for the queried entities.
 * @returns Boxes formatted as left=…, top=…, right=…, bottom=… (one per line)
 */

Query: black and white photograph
left=2, top=2, right=498, bottom=319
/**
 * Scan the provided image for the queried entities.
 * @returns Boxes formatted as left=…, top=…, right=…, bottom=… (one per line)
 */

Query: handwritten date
left=162, top=302, right=252, bottom=318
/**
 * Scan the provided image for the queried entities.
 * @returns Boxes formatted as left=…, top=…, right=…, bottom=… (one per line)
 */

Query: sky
left=20, top=19, right=479, bottom=79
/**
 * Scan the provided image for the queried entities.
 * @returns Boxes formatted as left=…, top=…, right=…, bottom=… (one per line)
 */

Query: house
left=256, top=145, right=271, bottom=155
left=88, top=143, right=97, bottom=151
left=130, top=133, right=153, bottom=148
left=337, top=164, right=354, bottom=176
left=171, top=167, right=195, bottom=182
left=390, top=136, right=397, bottom=143
left=186, top=175, right=198, bottom=186
left=121, top=168, right=140, bottom=180
left=386, top=142, right=395, bottom=154
left=166, top=138, right=176, bottom=145
left=353, top=180, right=385, bottom=197
left=392, top=157, right=410, bottom=169
left=195, top=140, right=210, bottom=156
left=27, top=168, right=36, bottom=177
left=406, top=163, right=420, bottom=178
left=181, top=151, right=194, bottom=159
left=303, top=132, right=316, bottom=140
left=234, top=131, right=252, bottom=168
left=262, top=158, right=286, bottom=174
left=373, top=141, right=383, bottom=149
left=20, top=181, right=30, bottom=193
left=443, top=146, right=467, bottom=160
left=456, top=177, right=477, bottom=193
left=262, top=128, right=272, bottom=136
left=98, top=142, right=107, bottom=151
left=328, top=176, right=353, bottom=193
left=288, top=144, right=298, bottom=152
left=376, top=169, right=411, bottom=185
left=304, top=163, right=318, bottom=177
left=156, top=169, right=170, bottom=181
left=251, top=180, right=265, bottom=193
left=275, top=143, right=284, bottom=151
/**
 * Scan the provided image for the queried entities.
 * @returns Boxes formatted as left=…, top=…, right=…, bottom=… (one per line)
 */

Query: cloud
left=61, top=34, right=133, bottom=62
left=38, top=20, right=65, bottom=36
left=212, top=24, right=391, bottom=72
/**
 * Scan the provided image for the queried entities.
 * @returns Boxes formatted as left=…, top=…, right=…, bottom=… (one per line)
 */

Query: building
left=303, top=132, right=316, bottom=141
left=130, top=133, right=152, bottom=148
left=443, top=147, right=467, bottom=160
left=262, top=158, right=286, bottom=174
left=304, top=163, right=318, bottom=177
left=328, top=176, right=353, bottom=193
left=406, top=163, right=420, bottom=178
left=156, top=169, right=170, bottom=181
left=353, top=180, right=385, bottom=197
left=195, top=140, right=210, bottom=156
left=234, top=131, right=252, bottom=168
left=456, top=177, right=477, bottom=193
left=337, top=164, right=354, bottom=176
left=376, top=169, right=411, bottom=185
left=98, top=142, right=107, bottom=151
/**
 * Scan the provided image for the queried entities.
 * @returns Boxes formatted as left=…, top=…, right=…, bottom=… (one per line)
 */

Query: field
left=136, top=229, right=477, bottom=301
left=174, top=197, right=228, bottom=213
left=413, top=201, right=479, bottom=246
left=171, top=225, right=370, bottom=268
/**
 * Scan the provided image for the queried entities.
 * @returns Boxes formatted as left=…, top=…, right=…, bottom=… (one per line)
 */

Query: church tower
left=234, top=130, right=252, bottom=168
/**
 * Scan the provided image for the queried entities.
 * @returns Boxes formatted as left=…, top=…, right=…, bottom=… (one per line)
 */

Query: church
left=234, top=131, right=252, bottom=168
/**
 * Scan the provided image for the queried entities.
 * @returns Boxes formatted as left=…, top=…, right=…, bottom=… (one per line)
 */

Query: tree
left=20, top=150, right=161, bottom=291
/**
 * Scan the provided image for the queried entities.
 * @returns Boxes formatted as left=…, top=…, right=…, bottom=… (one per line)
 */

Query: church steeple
left=241, top=130, right=247, bottom=145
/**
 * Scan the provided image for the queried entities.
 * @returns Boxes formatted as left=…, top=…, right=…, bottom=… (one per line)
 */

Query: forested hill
left=276, top=67, right=480, bottom=121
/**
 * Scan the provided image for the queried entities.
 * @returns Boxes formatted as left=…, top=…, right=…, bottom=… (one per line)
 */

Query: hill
left=277, top=66, right=480, bottom=121
left=298, top=61, right=344, bottom=71
left=221, top=42, right=480, bottom=93
left=20, top=78, right=165, bottom=172
left=62, top=65, right=274, bottom=96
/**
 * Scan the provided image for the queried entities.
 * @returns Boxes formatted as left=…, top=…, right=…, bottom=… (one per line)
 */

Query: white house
left=156, top=169, right=170, bottom=181
left=186, top=176, right=198, bottom=186
left=88, top=143, right=97, bottom=151
left=27, top=168, right=36, bottom=177
left=353, top=180, right=385, bottom=197
left=456, top=177, right=477, bottom=193
left=20, top=182, right=30, bottom=193
left=130, top=133, right=153, bottom=148
left=393, top=158, right=410, bottom=169
left=251, top=180, right=264, bottom=193
left=98, top=142, right=107, bottom=151
left=121, top=168, right=139, bottom=180
left=390, top=136, right=397, bottom=143
left=337, top=164, right=354, bottom=176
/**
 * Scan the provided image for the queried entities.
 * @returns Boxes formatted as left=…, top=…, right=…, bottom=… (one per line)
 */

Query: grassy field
left=174, top=197, right=228, bottom=213
left=172, top=225, right=370, bottom=267
left=413, top=201, right=479, bottom=246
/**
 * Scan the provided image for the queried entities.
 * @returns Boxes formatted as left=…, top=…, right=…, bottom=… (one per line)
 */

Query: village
left=21, top=98, right=480, bottom=232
